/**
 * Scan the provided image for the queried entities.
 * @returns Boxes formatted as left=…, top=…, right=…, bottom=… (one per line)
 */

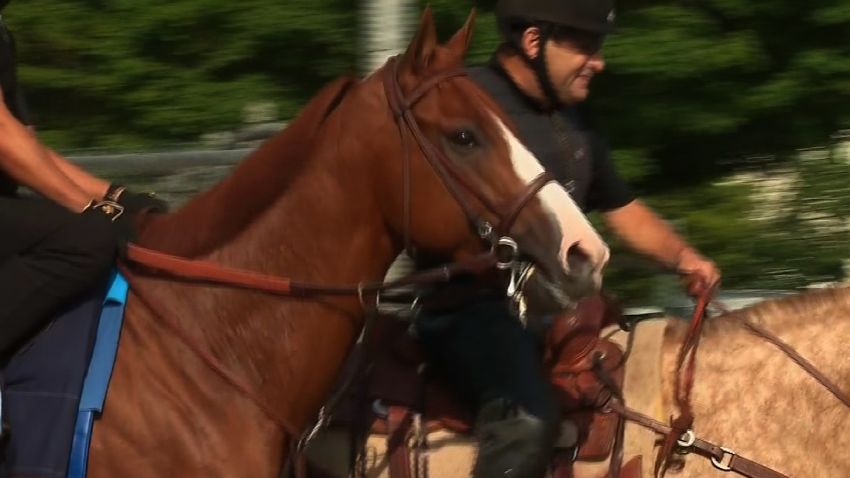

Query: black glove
left=105, top=184, right=169, bottom=215
left=83, top=200, right=136, bottom=259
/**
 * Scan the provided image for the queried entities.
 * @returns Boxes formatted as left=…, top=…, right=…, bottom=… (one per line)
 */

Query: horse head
left=366, top=8, right=609, bottom=313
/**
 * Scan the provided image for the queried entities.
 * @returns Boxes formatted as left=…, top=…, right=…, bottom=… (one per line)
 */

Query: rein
left=125, top=244, right=500, bottom=298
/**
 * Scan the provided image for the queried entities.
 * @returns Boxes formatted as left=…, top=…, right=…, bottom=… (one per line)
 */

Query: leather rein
left=601, top=292, right=850, bottom=478
left=121, top=58, right=556, bottom=440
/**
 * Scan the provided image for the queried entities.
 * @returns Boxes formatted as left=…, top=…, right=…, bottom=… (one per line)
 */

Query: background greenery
left=5, top=0, right=850, bottom=303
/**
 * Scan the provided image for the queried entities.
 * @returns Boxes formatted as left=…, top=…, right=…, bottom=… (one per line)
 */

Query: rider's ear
left=445, top=9, right=476, bottom=60
left=521, top=26, right=543, bottom=60
left=400, top=6, right=438, bottom=78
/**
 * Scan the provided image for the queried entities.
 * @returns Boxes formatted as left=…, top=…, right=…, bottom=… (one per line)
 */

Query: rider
left=0, top=2, right=166, bottom=361
left=413, top=0, right=722, bottom=476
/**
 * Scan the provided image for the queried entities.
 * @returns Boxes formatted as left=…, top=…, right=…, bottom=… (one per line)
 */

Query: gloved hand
left=105, top=184, right=169, bottom=215
left=118, top=189, right=169, bottom=215
left=83, top=200, right=136, bottom=259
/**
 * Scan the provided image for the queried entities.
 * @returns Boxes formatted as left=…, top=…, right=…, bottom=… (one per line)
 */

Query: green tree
left=593, top=1, right=850, bottom=187
left=6, top=0, right=358, bottom=149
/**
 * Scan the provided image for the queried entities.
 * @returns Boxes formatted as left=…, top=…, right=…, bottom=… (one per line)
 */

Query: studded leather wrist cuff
left=83, top=199, right=125, bottom=222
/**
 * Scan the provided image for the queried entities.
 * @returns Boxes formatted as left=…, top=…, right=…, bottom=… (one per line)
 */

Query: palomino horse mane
left=137, top=76, right=357, bottom=257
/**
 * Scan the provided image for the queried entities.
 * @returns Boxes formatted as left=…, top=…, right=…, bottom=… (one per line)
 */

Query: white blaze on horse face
left=494, top=117, right=610, bottom=282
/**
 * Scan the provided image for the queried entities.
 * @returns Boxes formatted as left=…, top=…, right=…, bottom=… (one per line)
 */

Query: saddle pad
left=306, top=427, right=477, bottom=478
left=2, top=277, right=108, bottom=477
left=66, top=272, right=128, bottom=478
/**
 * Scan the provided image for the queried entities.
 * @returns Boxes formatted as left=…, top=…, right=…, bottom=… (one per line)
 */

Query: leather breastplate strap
left=608, top=401, right=789, bottom=478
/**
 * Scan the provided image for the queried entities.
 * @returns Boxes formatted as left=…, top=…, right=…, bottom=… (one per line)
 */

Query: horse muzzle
left=510, top=245, right=603, bottom=319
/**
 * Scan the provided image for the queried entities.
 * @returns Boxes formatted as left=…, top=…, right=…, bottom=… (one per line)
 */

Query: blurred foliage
left=6, top=0, right=358, bottom=149
left=4, top=0, right=850, bottom=301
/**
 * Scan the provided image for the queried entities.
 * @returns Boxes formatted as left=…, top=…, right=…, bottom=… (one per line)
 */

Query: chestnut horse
left=83, top=9, right=610, bottom=478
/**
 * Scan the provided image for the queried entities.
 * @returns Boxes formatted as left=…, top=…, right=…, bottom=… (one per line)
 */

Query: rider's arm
left=601, top=199, right=693, bottom=269
left=584, top=130, right=693, bottom=267
left=0, top=93, right=92, bottom=212
left=43, top=144, right=109, bottom=200
left=603, top=200, right=720, bottom=296
left=585, top=127, right=720, bottom=294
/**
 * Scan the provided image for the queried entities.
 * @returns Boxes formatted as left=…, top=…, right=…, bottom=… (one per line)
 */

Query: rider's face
left=538, top=28, right=606, bottom=104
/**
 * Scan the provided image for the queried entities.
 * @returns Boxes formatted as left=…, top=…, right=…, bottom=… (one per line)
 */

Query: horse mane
left=138, top=76, right=358, bottom=256
left=704, top=286, right=850, bottom=336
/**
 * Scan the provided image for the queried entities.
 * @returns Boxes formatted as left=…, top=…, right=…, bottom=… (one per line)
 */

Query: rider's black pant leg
left=0, top=196, right=117, bottom=356
left=416, top=299, right=560, bottom=478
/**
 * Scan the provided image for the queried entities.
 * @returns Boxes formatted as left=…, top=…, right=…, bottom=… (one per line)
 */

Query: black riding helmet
left=497, top=0, right=616, bottom=36
left=496, top=0, right=616, bottom=108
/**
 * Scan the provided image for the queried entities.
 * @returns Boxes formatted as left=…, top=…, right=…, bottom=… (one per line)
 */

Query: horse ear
left=400, top=6, right=438, bottom=75
left=446, top=9, right=476, bottom=57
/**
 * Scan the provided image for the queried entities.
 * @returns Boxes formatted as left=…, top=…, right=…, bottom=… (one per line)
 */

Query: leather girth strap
left=386, top=406, right=414, bottom=478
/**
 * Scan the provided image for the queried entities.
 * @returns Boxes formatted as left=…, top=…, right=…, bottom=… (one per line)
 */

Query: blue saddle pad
left=67, top=274, right=128, bottom=478
left=1, top=271, right=128, bottom=478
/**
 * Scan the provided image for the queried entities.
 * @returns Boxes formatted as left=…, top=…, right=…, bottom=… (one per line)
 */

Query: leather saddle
left=324, top=294, right=640, bottom=478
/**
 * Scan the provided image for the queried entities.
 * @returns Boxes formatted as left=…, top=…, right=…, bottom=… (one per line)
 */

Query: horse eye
left=448, top=129, right=479, bottom=148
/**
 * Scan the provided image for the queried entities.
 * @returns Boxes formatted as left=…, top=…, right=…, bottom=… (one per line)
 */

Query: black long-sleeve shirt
left=468, top=61, right=634, bottom=213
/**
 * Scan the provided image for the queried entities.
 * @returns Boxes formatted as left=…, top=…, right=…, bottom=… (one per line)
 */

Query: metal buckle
left=494, top=237, right=519, bottom=270
left=90, top=200, right=125, bottom=222
left=677, top=429, right=696, bottom=449
left=507, top=262, right=535, bottom=323
left=506, top=262, right=535, bottom=298
left=477, top=221, right=494, bottom=241
left=711, top=447, right=736, bottom=472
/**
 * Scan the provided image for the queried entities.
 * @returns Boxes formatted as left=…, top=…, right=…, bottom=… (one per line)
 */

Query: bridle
left=381, top=55, right=554, bottom=262
left=121, top=57, right=561, bottom=444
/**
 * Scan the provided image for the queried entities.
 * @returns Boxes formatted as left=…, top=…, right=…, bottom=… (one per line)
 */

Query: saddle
left=320, top=294, right=641, bottom=478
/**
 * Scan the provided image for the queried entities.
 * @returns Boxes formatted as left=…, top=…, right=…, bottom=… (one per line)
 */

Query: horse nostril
left=566, top=243, right=590, bottom=271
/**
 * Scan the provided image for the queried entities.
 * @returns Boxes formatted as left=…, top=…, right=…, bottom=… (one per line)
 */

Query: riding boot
left=472, top=398, right=559, bottom=478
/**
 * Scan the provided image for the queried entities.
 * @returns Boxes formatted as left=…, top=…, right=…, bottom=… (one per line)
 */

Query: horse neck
left=134, top=80, right=402, bottom=430
left=660, top=290, right=850, bottom=410
left=655, top=293, right=850, bottom=477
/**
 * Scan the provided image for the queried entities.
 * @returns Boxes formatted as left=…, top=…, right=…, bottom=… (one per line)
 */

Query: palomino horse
left=641, top=287, right=850, bottom=477
left=82, top=9, right=609, bottom=478
left=339, top=287, right=849, bottom=478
